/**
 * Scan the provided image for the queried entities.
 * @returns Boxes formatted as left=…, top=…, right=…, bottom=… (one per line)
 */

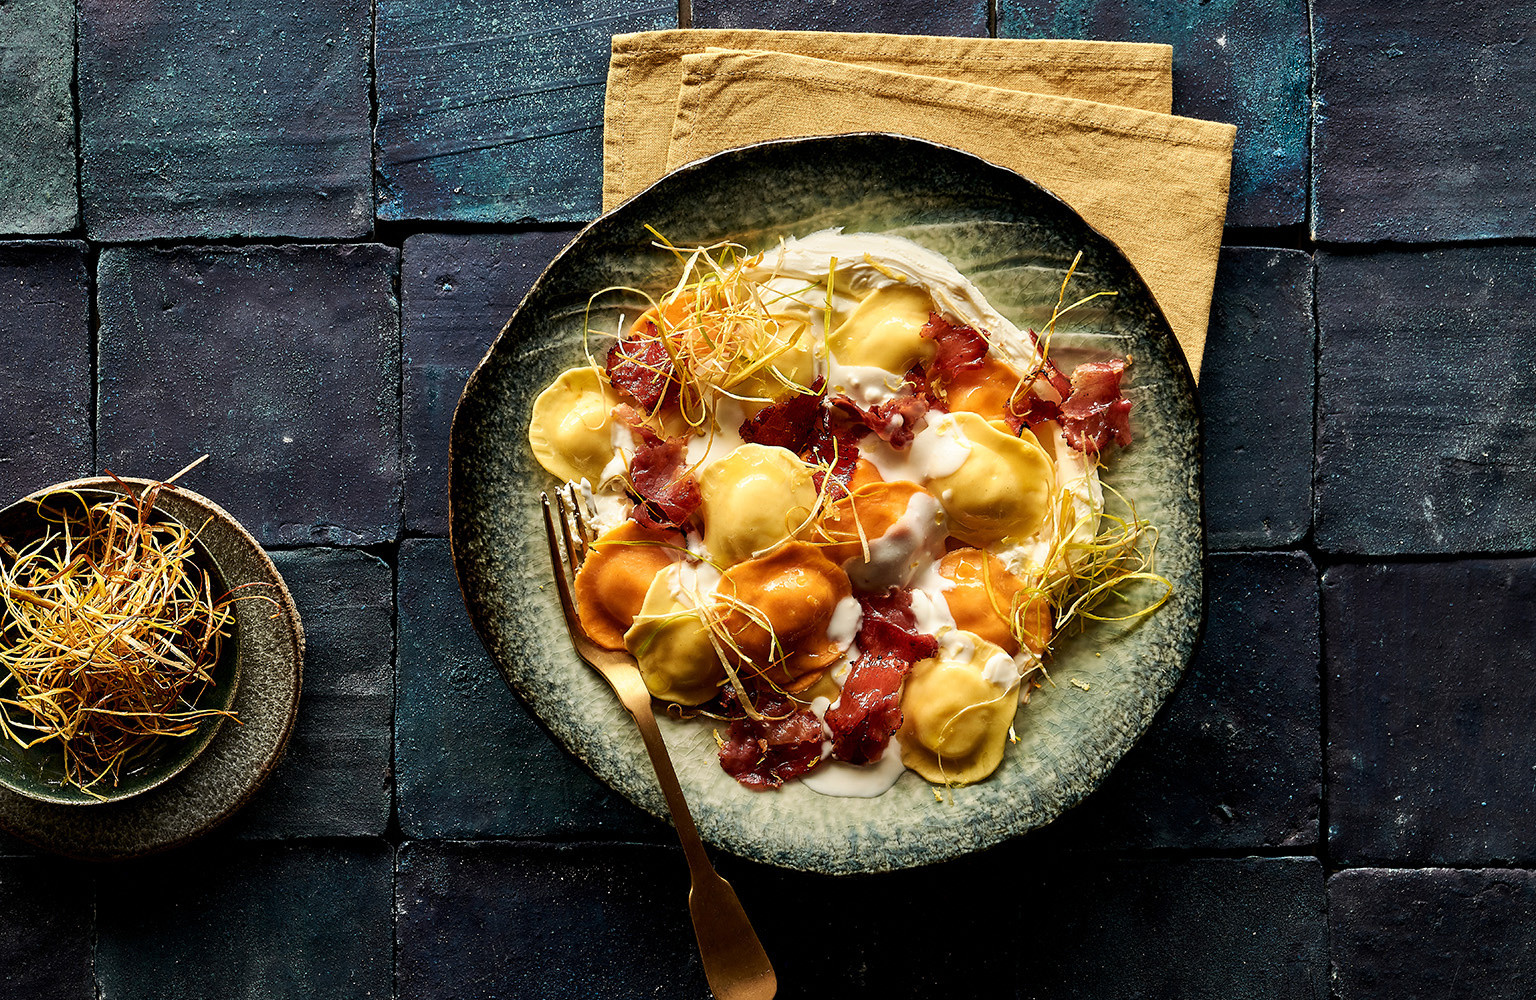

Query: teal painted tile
left=693, top=0, right=987, bottom=34
left=97, top=244, right=402, bottom=546
left=0, top=241, right=91, bottom=495
left=1316, top=248, right=1536, bottom=555
left=396, top=540, right=662, bottom=840
left=0, top=0, right=77, bottom=233
left=227, top=549, right=393, bottom=839
left=1201, top=247, right=1314, bottom=549
left=79, top=0, right=372, bottom=239
left=999, top=0, right=1309, bottom=228
left=97, top=842, right=392, bottom=1000
left=402, top=230, right=578, bottom=534
left=375, top=0, right=676, bottom=223
left=1327, top=560, right=1536, bottom=865
left=1313, top=0, right=1536, bottom=241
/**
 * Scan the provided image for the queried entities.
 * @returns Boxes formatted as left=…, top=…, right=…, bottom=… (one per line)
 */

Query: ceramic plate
left=0, top=478, right=304, bottom=858
left=450, top=134, right=1203, bottom=874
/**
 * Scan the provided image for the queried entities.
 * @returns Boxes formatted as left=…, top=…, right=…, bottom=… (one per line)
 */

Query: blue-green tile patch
left=0, top=0, right=78, bottom=234
left=97, top=244, right=401, bottom=546
left=1316, top=248, right=1536, bottom=555
left=396, top=540, right=662, bottom=840
left=999, top=0, right=1310, bottom=228
left=229, top=548, right=394, bottom=839
left=402, top=230, right=578, bottom=535
left=1201, top=247, right=1314, bottom=550
left=0, top=242, right=91, bottom=496
left=79, top=0, right=372, bottom=239
left=1326, top=559, right=1536, bottom=866
left=692, top=0, right=987, bottom=35
left=1313, top=0, right=1536, bottom=241
left=96, top=842, right=393, bottom=1000
left=375, top=0, right=676, bottom=223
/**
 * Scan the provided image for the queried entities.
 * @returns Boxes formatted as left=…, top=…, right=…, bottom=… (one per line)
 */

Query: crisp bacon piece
left=606, top=328, right=676, bottom=411
left=824, top=652, right=908, bottom=765
left=1060, top=359, right=1133, bottom=454
left=801, top=400, right=867, bottom=495
left=609, top=403, right=662, bottom=448
left=920, top=313, right=991, bottom=375
left=1010, top=357, right=1071, bottom=432
left=717, top=688, right=825, bottom=790
left=628, top=436, right=701, bottom=528
left=903, top=368, right=948, bottom=413
left=863, top=393, right=929, bottom=449
left=856, top=588, right=939, bottom=664
left=738, top=377, right=826, bottom=453
left=823, top=589, right=939, bottom=764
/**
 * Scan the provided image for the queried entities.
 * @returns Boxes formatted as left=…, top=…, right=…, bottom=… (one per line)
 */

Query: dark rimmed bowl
left=0, top=487, right=241, bottom=805
left=450, top=133, right=1204, bottom=874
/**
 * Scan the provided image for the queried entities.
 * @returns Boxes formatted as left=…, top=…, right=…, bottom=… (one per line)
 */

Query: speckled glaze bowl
left=0, top=478, right=304, bottom=859
left=0, top=488, right=241, bottom=806
left=450, top=134, right=1203, bottom=874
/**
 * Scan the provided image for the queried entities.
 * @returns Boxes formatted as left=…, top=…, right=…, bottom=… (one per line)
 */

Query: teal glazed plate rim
left=0, top=486, right=241, bottom=806
left=449, top=134, right=1204, bottom=875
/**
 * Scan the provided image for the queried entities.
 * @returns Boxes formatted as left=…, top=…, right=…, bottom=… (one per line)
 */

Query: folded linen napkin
left=602, top=30, right=1235, bottom=380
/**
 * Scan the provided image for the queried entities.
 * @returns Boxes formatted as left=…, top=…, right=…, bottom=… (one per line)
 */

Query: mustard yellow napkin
left=604, top=30, right=1174, bottom=212
left=603, top=31, right=1235, bottom=380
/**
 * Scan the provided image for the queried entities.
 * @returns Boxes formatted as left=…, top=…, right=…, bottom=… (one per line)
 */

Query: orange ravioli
left=714, top=542, right=852, bottom=690
left=848, top=458, right=884, bottom=491
left=938, top=549, right=1052, bottom=656
left=815, top=481, right=930, bottom=566
left=941, top=357, right=1021, bottom=423
left=573, top=520, right=685, bottom=650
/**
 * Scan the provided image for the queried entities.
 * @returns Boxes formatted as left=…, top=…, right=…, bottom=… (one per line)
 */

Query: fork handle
left=610, top=666, right=710, bottom=869
left=607, top=667, right=777, bottom=1000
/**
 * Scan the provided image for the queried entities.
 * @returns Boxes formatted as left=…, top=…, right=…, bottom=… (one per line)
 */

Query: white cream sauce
left=826, top=595, right=864, bottom=651
left=843, top=491, right=947, bottom=592
left=859, top=411, right=972, bottom=484
left=802, top=738, right=908, bottom=798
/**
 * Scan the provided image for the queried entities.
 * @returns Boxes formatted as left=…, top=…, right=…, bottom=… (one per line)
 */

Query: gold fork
left=541, top=488, right=777, bottom=1000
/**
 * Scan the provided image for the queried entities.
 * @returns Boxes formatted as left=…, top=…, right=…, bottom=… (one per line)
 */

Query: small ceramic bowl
left=0, top=487, right=241, bottom=805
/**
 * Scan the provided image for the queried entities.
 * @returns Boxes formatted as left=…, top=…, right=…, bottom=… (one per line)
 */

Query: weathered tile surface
left=402, top=231, right=578, bottom=535
left=1202, top=247, right=1314, bottom=550
left=715, top=854, right=1325, bottom=998
left=0, top=857, right=94, bottom=1000
left=97, top=244, right=401, bottom=546
left=0, top=242, right=91, bottom=496
left=1041, top=552, right=1319, bottom=851
left=397, top=841, right=705, bottom=1000
left=1313, top=0, right=1536, bottom=242
left=1316, top=249, right=1536, bottom=555
left=692, top=0, right=987, bottom=35
left=718, top=847, right=1020, bottom=996
left=1332, top=868, right=1536, bottom=1000
left=0, top=0, right=78, bottom=234
left=227, top=548, right=393, bottom=839
left=999, top=0, right=1309, bottom=227
left=375, top=1, right=675, bottom=223
left=79, top=0, right=372, bottom=240
left=1326, top=560, right=1536, bottom=865
left=397, top=540, right=661, bottom=840
left=97, top=841, right=393, bottom=1000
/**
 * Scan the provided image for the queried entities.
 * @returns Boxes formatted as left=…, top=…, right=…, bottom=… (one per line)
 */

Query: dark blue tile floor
left=2, top=0, right=1534, bottom=995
